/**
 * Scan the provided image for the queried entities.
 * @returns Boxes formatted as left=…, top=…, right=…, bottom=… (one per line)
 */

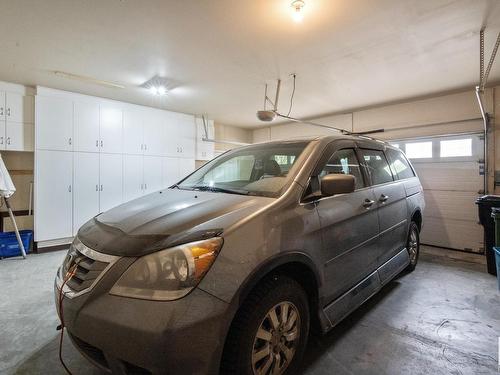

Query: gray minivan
left=55, top=135, right=425, bottom=375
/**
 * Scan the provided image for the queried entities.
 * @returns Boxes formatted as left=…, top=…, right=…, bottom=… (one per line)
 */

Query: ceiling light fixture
left=141, top=75, right=170, bottom=96
left=291, top=0, right=305, bottom=23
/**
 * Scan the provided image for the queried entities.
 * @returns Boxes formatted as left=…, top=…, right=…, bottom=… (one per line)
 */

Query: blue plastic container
left=495, top=247, right=500, bottom=290
left=0, top=230, right=33, bottom=258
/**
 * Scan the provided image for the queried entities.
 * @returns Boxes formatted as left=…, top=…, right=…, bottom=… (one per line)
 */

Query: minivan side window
left=360, top=149, right=393, bottom=185
left=386, top=148, right=415, bottom=180
left=319, top=148, right=365, bottom=190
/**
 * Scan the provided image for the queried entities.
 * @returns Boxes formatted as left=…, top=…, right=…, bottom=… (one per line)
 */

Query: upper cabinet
left=74, top=100, right=100, bottom=152
left=123, top=106, right=144, bottom=155
left=0, top=89, right=34, bottom=152
left=143, top=109, right=166, bottom=156
left=100, top=104, right=123, bottom=154
left=165, top=112, right=195, bottom=158
left=36, top=95, right=73, bottom=151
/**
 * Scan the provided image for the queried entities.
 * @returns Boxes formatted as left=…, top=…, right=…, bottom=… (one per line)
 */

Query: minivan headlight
left=110, top=237, right=223, bottom=301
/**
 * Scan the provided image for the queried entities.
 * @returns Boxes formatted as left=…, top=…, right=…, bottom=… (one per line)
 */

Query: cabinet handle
left=96, top=184, right=98, bottom=191
left=144, top=144, right=147, bottom=151
left=68, top=137, right=72, bottom=145
left=100, top=140, right=103, bottom=148
left=7, top=108, right=10, bottom=117
left=0, top=107, right=3, bottom=116
left=141, top=183, right=144, bottom=190
left=100, top=184, right=103, bottom=191
left=68, top=185, right=72, bottom=193
left=0, top=136, right=3, bottom=145
left=96, top=140, right=99, bottom=147
left=144, top=183, right=147, bottom=190
left=6, top=137, right=10, bottom=145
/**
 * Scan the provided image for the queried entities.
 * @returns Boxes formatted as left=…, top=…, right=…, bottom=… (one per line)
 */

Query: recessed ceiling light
left=291, top=0, right=305, bottom=22
left=141, top=75, right=170, bottom=96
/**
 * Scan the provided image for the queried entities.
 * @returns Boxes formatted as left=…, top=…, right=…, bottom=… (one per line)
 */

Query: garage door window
left=440, top=138, right=472, bottom=157
left=405, top=141, right=432, bottom=159
left=361, top=149, right=393, bottom=185
left=386, top=149, right=415, bottom=180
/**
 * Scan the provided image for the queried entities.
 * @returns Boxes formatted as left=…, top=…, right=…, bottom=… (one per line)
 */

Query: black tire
left=405, top=221, right=420, bottom=272
left=221, top=275, right=310, bottom=375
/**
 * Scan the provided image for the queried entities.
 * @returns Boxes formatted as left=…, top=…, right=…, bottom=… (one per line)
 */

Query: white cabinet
left=36, top=96, right=73, bottom=151
left=179, top=158, right=195, bottom=179
left=100, top=105, right=123, bottom=154
left=73, top=152, right=100, bottom=234
left=196, top=118, right=215, bottom=160
left=143, top=156, right=163, bottom=192
left=123, top=154, right=144, bottom=202
left=5, top=93, right=32, bottom=123
left=0, top=92, right=4, bottom=121
left=0, top=92, right=34, bottom=151
left=161, top=157, right=195, bottom=186
left=123, top=107, right=144, bottom=155
left=166, top=112, right=195, bottom=158
left=162, top=157, right=179, bottom=186
left=5, top=122, right=34, bottom=151
left=74, top=101, right=100, bottom=152
left=35, top=150, right=73, bottom=241
left=143, top=110, right=165, bottom=156
left=100, top=153, right=123, bottom=212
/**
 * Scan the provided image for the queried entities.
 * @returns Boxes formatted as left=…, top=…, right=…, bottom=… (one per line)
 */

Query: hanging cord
left=286, top=74, right=297, bottom=116
left=57, top=262, right=80, bottom=375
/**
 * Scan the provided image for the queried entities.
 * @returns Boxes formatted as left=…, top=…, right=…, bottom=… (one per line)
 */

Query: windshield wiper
left=190, top=185, right=249, bottom=195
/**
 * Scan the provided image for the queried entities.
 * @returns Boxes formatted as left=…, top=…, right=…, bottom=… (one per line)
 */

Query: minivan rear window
left=386, top=148, right=415, bottom=180
left=360, top=149, right=393, bottom=185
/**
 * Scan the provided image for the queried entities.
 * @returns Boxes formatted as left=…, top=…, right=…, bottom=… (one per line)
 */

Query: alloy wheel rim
left=409, top=229, right=418, bottom=264
left=252, top=301, right=301, bottom=375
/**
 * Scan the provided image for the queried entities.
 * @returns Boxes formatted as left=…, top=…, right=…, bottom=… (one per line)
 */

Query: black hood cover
left=77, top=188, right=273, bottom=257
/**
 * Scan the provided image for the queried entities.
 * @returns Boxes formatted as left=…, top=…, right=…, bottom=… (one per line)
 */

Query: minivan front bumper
left=56, top=271, right=231, bottom=375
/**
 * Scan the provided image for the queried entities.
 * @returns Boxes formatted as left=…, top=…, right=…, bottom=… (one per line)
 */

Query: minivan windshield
left=176, top=141, right=310, bottom=197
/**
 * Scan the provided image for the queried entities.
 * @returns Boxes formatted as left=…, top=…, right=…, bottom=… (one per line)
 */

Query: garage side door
left=390, top=134, right=484, bottom=253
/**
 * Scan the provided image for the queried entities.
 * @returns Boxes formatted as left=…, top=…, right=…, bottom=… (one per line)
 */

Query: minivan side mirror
left=320, top=174, right=355, bottom=196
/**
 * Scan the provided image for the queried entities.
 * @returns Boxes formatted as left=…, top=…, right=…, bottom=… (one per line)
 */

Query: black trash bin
left=476, top=195, right=500, bottom=275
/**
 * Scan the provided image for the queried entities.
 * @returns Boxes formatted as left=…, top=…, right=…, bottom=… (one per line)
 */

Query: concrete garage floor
left=1, top=246, right=499, bottom=375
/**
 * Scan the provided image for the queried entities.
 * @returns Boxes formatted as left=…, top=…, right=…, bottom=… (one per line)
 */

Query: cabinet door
left=0, top=92, right=5, bottom=121
left=100, top=105, right=123, bottom=154
left=73, top=152, right=100, bottom=235
left=36, top=96, right=73, bottom=151
left=123, top=107, right=144, bottom=155
left=5, top=93, right=23, bottom=123
left=100, top=153, right=123, bottom=212
left=178, top=158, right=195, bottom=179
left=35, top=150, right=73, bottom=241
left=143, top=156, right=163, bottom=193
left=162, top=157, right=179, bottom=186
left=143, top=110, right=165, bottom=156
left=0, top=121, right=5, bottom=150
left=177, top=114, right=196, bottom=158
left=164, top=112, right=183, bottom=157
left=123, top=154, right=143, bottom=202
left=6, top=122, right=34, bottom=151
left=74, top=101, right=100, bottom=152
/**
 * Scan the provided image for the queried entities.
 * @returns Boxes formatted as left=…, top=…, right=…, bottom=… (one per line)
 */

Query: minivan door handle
left=379, top=194, right=389, bottom=202
left=363, top=199, right=375, bottom=208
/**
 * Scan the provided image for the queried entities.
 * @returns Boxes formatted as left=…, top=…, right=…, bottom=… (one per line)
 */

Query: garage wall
left=252, top=87, right=498, bottom=192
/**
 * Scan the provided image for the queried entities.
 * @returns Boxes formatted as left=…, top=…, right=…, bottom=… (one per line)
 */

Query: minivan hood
left=77, top=188, right=274, bottom=257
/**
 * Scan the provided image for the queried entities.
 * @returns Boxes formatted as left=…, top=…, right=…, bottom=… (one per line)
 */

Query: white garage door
left=390, top=134, right=484, bottom=253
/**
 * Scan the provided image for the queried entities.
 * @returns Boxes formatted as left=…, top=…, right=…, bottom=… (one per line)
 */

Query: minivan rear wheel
left=221, top=275, right=309, bottom=375
left=406, top=221, right=420, bottom=272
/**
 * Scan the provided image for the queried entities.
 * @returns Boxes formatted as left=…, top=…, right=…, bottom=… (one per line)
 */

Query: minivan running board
left=323, top=248, right=410, bottom=329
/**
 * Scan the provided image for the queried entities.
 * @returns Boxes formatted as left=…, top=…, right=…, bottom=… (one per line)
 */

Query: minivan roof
left=253, top=134, right=396, bottom=149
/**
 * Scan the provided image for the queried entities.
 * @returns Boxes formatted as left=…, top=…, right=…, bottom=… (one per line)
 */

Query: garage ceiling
left=0, top=0, right=499, bottom=128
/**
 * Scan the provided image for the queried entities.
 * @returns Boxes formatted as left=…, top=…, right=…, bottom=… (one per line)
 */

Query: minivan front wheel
left=406, top=221, right=420, bottom=272
left=221, top=276, right=309, bottom=375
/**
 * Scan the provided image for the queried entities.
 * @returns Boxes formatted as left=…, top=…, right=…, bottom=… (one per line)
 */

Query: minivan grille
left=65, top=251, right=109, bottom=292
